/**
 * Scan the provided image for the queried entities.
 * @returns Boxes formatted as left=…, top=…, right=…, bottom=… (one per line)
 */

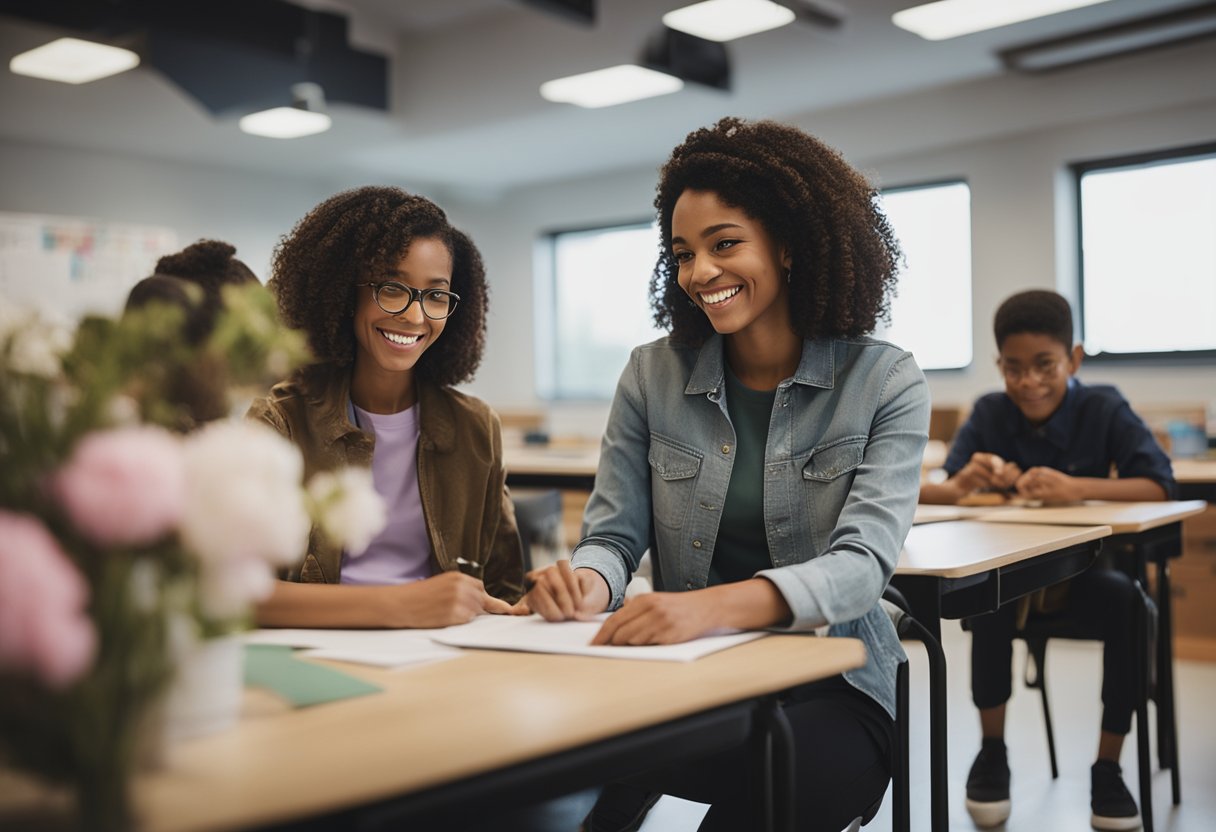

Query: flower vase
left=162, top=634, right=244, bottom=744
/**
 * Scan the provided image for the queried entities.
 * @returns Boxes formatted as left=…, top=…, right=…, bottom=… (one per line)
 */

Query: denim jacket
left=571, top=334, right=929, bottom=717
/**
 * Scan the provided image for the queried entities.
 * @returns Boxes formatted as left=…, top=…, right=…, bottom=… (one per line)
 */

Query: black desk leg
left=1154, top=557, right=1182, bottom=804
left=889, top=575, right=944, bottom=645
left=756, top=697, right=795, bottom=832
left=1136, top=593, right=1155, bottom=832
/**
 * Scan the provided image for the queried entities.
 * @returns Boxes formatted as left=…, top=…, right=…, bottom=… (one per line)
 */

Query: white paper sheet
left=244, top=627, right=463, bottom=670
left=432, top=614, right=767, bottom=662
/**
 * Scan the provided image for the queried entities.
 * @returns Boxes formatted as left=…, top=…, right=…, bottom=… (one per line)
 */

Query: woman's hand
left=591, top=591, right=722, bottom=645
left=522, top=560, right=610, bottom=621
left=384, top=571, right=512, bottom=628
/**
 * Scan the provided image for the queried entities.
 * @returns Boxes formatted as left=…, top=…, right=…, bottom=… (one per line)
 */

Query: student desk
left=503, top=441, right=599, bottom=492
left=971, top=499, right=1206, bottom=811
left=890, top=519, right=1112, bottom=832
left=1173, top=458, right=1216, bottom=502
left=0, top=636, right=864, bottom=832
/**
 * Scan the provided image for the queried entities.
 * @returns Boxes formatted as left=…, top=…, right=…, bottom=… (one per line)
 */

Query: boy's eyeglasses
left=996, top=357, right=1063, bottom=382
left=357, top=281, right=460, bottom=320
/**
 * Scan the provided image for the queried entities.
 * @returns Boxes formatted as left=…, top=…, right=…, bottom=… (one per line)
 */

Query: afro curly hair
left=650, top=116, right=902, bottom=345
left=269, top=186, right=488, bottom=387
left=993, top=289, right=1074, bottom=351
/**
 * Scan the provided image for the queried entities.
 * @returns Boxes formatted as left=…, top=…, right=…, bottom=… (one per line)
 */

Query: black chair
left=847, top=586, right=948, bottom=832
left=1015, top=576, right=1164, bottom=832
left=511, top=489, right=564, bottom=572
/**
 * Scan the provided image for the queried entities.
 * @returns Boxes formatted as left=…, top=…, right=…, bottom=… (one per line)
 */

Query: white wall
left=0, top=139, right=335, bottom=285
left=452, top=42, right=1216, bottom=437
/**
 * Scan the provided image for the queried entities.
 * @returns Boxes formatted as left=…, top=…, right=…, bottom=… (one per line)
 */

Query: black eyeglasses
left=357, top=281, right=461, bottom=320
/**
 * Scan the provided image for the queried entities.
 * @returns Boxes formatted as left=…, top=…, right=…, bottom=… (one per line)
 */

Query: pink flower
left=55, top=426, right=186, bottom=547
left=0, top=511, right=96, bottom=688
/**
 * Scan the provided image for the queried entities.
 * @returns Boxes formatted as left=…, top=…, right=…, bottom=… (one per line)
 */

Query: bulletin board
left=0, top=212, right=178, bottom=321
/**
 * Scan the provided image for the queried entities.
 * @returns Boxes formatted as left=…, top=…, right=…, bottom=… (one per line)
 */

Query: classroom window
left=1075, top=144, right=1216, bottom=359
left=538, top=221, right=666, bottom=400
left=875, top=181, right=973, bottom=371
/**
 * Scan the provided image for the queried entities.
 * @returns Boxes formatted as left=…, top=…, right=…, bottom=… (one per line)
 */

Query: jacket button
left=692, top=539, right=702, bottom=548
left=721, top=444, right=731, bottom=454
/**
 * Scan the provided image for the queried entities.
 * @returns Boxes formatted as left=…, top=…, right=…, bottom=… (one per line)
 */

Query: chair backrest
left=511, top=489, right=564, bottom=572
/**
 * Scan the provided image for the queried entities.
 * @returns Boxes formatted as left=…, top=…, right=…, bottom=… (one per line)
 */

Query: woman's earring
left=785, top=263, right=793, bottom=283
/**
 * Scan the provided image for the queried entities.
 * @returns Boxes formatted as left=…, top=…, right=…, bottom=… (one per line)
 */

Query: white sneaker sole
left=1091, top=812, right=1142, bottom=831
left=965, top=797, right=1011, bottom=828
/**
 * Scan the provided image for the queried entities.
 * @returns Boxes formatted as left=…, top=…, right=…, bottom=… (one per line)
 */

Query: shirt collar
left=685, top=334, right=836, bottom=395
left=1010, top=377, right=1080, bottom=449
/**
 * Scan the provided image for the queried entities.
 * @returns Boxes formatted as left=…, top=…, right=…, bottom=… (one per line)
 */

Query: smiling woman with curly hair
left=248, top=186, right=523, bottom=630
left=524, top=118, right=929, bottom=832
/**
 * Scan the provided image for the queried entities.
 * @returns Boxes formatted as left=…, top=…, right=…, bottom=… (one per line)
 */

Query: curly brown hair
left=155, top=239, right=259, bottom=293
left=270, top=186, right=488, bottom=386
left=650, top=116, right=901, bottom=345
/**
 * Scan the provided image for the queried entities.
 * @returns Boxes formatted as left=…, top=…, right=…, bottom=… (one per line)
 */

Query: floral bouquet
left=0, top=286, right=385, bottom=830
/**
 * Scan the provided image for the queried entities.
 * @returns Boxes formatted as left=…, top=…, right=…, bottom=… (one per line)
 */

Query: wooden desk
left=3, top=636, right=864, bottom=832
left=969, top=499, right=1207, bottom=533
left=1172, top=458, right=1216, bottom=502
left=503, top=442, right=599, bottom=491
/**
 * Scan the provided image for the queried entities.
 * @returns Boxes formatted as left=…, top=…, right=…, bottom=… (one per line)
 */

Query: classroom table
left=0, top=635, right=865, bottom=832
left=1172, top=457, right=1216, bottom=502
left=503, top=441, right=599, bottom=491
left=890, top=519, right=1112, bottom=832
left=971, top=499, right=1206, bottom=811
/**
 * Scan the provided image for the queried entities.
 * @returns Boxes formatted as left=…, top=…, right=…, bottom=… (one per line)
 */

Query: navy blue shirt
left=944, top=379, right=1176, bottom=497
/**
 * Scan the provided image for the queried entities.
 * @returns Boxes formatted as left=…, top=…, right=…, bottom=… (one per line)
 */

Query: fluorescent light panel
left=663, top=0, right=796, bottom=42
left=239, top=107, right=332, bottom=139
left=9, top=37, right=140, bottom=84
left=540, top=65, right=683, bottom=108
left=893, top=0, right=1113, bottom=41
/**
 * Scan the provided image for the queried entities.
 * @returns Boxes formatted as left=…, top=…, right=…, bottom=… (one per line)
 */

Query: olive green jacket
left=247, top=364, right=525, bottom=603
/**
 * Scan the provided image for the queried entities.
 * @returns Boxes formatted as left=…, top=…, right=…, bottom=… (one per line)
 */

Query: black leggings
left=970, top=566, right=1141, bottom=735
left=622, top=676, right=893, bottom=832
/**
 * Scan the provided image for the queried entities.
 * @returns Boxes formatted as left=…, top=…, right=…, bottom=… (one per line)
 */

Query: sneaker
left=580, top=782, right=662, bottom=832
left=965, top=738, right=1011, bottom=827
left=1091, top=760, right=1141, bottom=831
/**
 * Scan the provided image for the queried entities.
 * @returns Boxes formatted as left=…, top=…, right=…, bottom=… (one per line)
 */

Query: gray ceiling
left=0, top=0, right=1210, bottom=197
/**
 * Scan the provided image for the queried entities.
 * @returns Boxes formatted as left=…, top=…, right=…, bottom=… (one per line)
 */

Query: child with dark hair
left=921, top=289, right=1175, bottom=831
left=124, top=240, right=263, bottom=424
left=523, top=117, right=929, bottom=832
left=247, top=186, right=524, bottom=628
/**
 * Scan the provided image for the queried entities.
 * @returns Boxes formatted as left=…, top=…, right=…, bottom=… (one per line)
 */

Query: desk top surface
left=1171, top=458, right=1216, bottom=484
left=503, top=442, right=600, bottom=477
left=112, top=635, right=862, bottom=832
left=897, top=520, right=1111, bottom=578
left=970, top=499, right=1206, bottom=533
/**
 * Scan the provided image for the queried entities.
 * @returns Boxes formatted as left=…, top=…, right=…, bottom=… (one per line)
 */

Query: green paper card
left=244, top=644, right=382, bottom=707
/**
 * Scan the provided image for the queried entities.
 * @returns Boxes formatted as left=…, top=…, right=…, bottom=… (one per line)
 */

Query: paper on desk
left=432, top=613, right=766, bottom=661
left=244, top=627, right=463, bottom=669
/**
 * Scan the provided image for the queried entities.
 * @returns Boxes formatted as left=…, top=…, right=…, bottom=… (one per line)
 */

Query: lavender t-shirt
left=340, top=404, right=435, bottom=586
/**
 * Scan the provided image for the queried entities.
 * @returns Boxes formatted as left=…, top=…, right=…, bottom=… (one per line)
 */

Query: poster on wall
left=0, top=212, right=178, bottom=322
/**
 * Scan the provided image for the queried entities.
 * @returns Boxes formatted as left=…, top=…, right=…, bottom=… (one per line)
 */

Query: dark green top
left=708, top=365, right=776, bottom=586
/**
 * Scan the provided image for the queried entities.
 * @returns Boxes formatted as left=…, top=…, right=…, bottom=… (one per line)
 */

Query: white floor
left=639, top=623, right=1216, bottom=832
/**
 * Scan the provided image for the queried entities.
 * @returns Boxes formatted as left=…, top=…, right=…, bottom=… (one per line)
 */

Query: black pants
left=620, top=675, right=893, bottom=832
left=970, top=566, right=1141, bottom=735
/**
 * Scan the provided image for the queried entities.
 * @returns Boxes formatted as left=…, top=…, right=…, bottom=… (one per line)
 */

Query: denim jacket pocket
left=648, top=435, right=702, bottom=530
left=802, top=437, right=866, bottom=482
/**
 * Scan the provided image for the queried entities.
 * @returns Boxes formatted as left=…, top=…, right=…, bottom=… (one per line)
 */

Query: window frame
left=536, top=216, right=661, bottom=402
left=877, top=176, right=975, bottom=374
left=1071, top=141, right=1216, bottom=365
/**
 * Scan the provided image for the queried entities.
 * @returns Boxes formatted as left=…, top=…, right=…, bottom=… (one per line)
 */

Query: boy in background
left=921, top=289, right=1175, bottom=831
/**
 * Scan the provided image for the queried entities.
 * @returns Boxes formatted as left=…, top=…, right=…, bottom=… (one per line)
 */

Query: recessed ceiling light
left=238, top=107, right=332, bottom=139
left=9, top=37, right=140, bottom=84
left=540, top=65, right=684, bottom=108
left=663, top=0, right=797, bottom=42
left=893, top=0, right=1113, bottom=41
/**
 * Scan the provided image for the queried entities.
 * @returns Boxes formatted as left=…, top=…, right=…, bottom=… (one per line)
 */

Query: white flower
left=196, top=557, right=276, bottom=621
left=0, top=300, right=72, bottom=378
left=180, top=420, right=310, bottom=571
left=306, top=467, right=386, bottom=557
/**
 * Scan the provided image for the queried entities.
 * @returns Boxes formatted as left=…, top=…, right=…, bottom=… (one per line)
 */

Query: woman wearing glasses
left=248, top=186, right=524, bottom=628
